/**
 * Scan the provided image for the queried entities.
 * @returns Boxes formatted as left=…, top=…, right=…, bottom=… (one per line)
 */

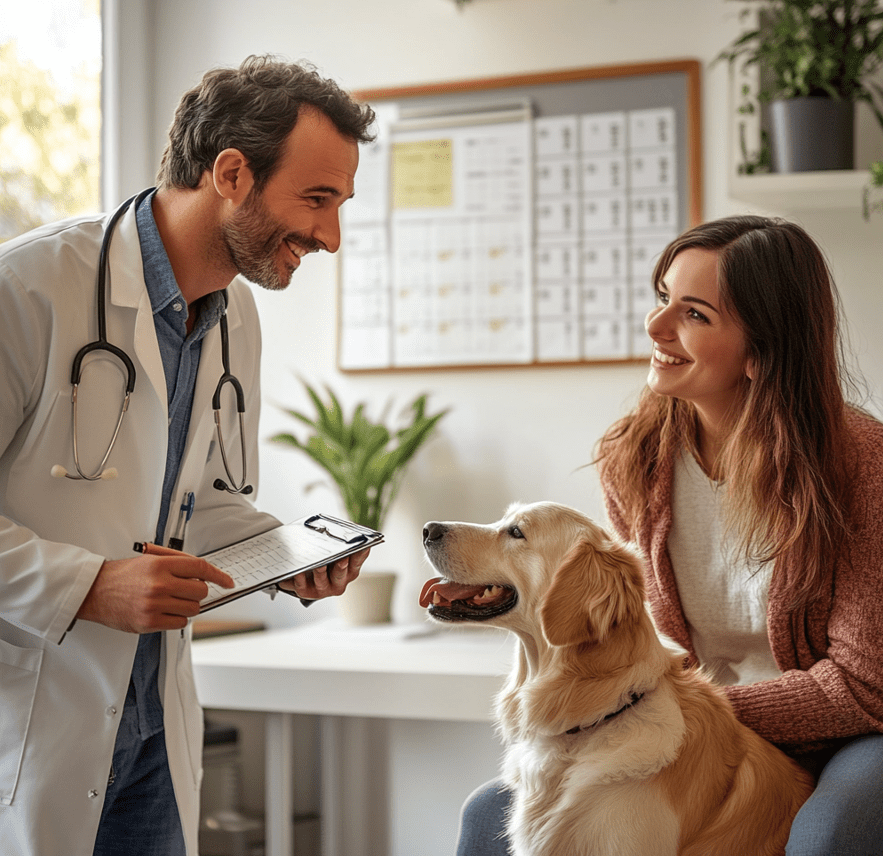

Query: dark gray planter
left=769, top=97, right=855, bottom=172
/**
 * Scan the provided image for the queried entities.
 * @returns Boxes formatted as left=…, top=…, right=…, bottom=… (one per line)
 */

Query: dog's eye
left=508, top=525, right=525, bottom=539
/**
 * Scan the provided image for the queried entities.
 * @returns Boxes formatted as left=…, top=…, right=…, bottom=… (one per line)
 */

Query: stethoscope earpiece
left=213, top=478, right=253, bottom=495
left=51, top=464, right=118, bottom=481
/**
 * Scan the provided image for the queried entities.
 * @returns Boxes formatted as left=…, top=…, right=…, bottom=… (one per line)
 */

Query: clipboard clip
left=304, top=514, right=369, bottom=545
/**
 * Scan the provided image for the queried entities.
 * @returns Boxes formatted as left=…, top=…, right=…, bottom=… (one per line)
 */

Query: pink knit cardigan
left=599, top=410, right=883, bottom=754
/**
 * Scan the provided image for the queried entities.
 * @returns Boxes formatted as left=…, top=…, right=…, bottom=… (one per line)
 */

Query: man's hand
left=279, top=547, right=370, bottom=600
left=76, top=546, right=235, bottom=633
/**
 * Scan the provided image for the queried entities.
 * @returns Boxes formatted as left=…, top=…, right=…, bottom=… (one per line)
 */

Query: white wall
left=136, top=0, right=883, bottom=633
left=121, top=1, right=883, bottom=853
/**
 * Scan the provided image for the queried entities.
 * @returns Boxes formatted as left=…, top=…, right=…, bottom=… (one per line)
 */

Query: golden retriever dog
left=420, top=501, right=813, bottom=856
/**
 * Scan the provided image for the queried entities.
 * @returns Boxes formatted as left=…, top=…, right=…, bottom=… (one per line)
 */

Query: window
left=0, top=0, right=102, bottom=242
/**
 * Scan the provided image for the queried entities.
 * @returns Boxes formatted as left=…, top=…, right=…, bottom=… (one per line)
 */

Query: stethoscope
left=50, top=188, right=253, bottom=495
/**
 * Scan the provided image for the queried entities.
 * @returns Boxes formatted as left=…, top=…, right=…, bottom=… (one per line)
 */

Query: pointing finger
left=135, top=543, right=235, bottom=589
left=167, top=557, right=235, bottom=589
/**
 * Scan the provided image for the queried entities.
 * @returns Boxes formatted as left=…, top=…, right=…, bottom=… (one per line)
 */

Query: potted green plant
left=271, top=381, right=448, bottom=530
left=271, top=382, right=448, bottom=623
left=718, top=0, right=883, bottom=172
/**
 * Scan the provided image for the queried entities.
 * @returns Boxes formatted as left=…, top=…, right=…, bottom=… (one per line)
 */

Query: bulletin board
left=338, top=59, right=702, bottom=372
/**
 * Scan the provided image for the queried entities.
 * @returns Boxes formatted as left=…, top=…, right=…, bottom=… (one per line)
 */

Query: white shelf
left=729, top=170, right=871, bottom=211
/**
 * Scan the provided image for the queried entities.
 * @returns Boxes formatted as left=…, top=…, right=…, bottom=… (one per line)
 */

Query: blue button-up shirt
left=127, top=191, right=225, bottom=739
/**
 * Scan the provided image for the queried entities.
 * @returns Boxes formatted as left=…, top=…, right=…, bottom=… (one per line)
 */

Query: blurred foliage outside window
left=0, top=1, right=101, bottom=243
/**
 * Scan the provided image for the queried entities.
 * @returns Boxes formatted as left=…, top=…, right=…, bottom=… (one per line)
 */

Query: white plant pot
left=338, top=571, right=397, bottom=625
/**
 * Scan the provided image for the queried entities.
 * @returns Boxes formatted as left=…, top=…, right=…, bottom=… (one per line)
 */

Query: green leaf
left=717, top=0, right=883, bottom=127
left=270, top=379, right=448, bottom=529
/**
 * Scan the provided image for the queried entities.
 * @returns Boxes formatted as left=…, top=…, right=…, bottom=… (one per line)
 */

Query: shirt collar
left=135, top=189, right=225, bottom=332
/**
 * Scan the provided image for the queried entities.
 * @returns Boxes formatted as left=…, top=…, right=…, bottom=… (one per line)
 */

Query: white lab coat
left=0, top=201, right=279, bottom=855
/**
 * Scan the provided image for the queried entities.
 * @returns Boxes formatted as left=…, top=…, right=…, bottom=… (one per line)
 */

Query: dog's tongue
left=419, top=577, right=488, bottom=608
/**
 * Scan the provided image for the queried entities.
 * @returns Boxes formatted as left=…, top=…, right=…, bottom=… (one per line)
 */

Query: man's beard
left=221, top=190, right=318, bottom=291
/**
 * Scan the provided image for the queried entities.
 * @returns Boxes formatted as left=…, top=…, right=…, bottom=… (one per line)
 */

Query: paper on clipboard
left=198, top=514, right=384, bottom=612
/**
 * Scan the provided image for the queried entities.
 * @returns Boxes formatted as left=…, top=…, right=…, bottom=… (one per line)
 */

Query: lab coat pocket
left=0, top=638, right=43, bottom=806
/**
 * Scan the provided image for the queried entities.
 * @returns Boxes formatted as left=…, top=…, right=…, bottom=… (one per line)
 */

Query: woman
left=457, top=216, right=883, bottom=855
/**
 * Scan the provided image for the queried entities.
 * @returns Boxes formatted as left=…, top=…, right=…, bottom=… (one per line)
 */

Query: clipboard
left=198, top=513, right=384, bottom=612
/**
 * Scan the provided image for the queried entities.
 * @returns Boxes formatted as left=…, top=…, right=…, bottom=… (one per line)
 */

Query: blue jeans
left=92, top=699, right=185, bottom=856
left=456, top=734, right=883, bottom=856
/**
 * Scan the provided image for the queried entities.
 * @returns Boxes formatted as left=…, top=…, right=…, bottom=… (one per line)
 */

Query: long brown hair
left=596, top=215, right=862, bottom=607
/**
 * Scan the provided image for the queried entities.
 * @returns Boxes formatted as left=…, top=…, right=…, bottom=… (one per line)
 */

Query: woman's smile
left=651, top=345, right=690, bottom=367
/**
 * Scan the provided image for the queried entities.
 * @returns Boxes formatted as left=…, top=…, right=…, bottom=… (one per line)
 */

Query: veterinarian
left=457, top=215, right=883, bottom=856
left=0, top=56, right=374, bottom=856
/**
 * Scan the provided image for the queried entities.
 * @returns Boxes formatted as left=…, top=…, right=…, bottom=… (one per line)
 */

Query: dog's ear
left=540, top=536, right=645, bottom=648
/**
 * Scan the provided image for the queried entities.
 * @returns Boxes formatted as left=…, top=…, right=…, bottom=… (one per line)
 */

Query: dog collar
left=564, top=692, right=645, bottom=735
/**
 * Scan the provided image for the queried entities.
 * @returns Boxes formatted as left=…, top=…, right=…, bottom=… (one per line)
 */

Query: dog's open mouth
left=419, top=578, right=517, bottom=621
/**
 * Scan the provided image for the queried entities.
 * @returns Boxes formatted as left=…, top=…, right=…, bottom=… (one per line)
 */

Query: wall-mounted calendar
left=339, top=61, right=702, bottom=372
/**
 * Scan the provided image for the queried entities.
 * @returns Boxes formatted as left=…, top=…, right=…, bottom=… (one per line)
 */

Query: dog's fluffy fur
left=420, top=502, right=814, bottom=856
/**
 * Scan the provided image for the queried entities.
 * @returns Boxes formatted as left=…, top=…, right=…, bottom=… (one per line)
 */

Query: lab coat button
left=88, top=789, right=100, bottom=799
left=106, top=706, right=117, bottom=716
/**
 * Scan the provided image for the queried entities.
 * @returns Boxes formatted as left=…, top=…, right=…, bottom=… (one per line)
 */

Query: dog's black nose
left=423, top=522, right=448, bottom=543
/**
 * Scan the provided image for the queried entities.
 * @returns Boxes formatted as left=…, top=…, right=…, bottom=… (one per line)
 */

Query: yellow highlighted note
left=392, top=138, right=453, bottom=209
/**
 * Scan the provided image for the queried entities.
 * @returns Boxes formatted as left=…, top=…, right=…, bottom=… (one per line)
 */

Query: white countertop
left=192, top=620, right=514, bottom=722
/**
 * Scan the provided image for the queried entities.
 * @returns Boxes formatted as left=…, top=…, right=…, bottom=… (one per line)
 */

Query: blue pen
left=168, top=491, right=195, bottom=551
